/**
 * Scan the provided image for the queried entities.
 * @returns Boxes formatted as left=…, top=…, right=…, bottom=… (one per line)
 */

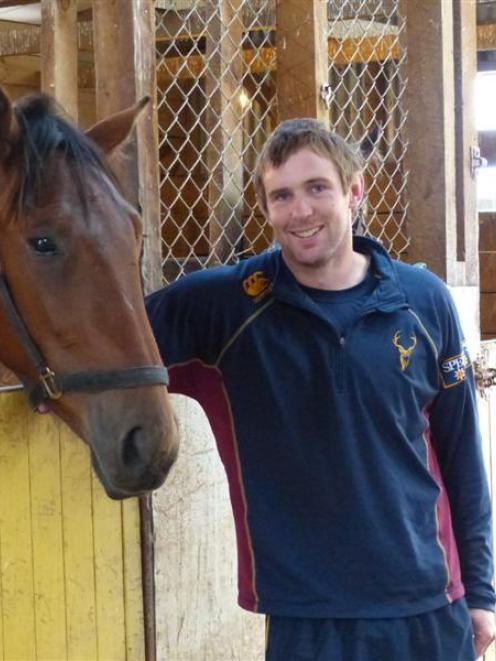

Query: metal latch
left=320, top=83, right=332, bottom=109
left=470, top=145, right=488, bottom=179
left=474, top=357, right=496, bottom=398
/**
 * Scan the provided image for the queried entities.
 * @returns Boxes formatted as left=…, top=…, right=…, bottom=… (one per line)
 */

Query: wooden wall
left=481, top=213, right=496, bottom=340
left=0, top=393, right=144, bottom=660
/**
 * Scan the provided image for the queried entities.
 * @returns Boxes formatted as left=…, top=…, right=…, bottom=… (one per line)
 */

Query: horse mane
left=9, top=93, right=119, bottom=217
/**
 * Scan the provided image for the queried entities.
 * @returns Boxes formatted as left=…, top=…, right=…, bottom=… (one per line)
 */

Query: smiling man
left=147, top=119, right=495, bottom=660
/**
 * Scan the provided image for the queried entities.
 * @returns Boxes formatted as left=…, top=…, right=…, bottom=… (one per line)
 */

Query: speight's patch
left=440, top=343, right=472, bottom=388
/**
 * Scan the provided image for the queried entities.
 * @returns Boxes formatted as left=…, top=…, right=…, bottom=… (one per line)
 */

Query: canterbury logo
left=243, top=271, right=271, bottom=299
left=392, top=331, right=417, bottom=371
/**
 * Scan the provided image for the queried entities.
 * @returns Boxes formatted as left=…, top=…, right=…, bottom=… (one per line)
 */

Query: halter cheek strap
left=0, top=272, right=169, bottom=409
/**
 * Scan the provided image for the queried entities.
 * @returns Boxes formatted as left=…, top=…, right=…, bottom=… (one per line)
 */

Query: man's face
left=262, top=147, right=363, bottom=280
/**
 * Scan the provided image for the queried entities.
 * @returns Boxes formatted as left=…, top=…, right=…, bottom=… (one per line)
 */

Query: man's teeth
left=293, top=227, right=320, bottom=238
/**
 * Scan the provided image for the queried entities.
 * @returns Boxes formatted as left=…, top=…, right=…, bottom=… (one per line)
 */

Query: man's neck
left=284, top=251, right=371, bottom=291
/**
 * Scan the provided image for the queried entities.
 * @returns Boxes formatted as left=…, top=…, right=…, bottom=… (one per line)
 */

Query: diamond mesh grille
left=155, top=0, right=408, bottom=283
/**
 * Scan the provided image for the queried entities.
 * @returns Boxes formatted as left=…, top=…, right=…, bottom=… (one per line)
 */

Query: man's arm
left=427, top=293, right=495, bottom=652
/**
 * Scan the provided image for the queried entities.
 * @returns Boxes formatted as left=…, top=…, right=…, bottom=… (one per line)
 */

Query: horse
left=0, top=87, right=178, bottom=499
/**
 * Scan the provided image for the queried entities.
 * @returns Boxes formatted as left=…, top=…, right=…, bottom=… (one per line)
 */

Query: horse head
left=0, top=88, right=178, bottom=499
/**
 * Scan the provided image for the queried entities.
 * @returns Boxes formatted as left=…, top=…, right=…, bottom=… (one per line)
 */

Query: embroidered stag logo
left=392, top=331, right=417, bottom=371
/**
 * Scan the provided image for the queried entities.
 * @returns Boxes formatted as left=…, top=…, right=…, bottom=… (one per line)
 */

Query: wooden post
left=40, top=0, right=78, bottom=119
left=404, top=0, right=480, bottom=351
left=276, top=0, right=329, bottom=125
left=92, top=2, right=160, bottom=658
left=404, top=0, right=455, bottom=281
left=92, top=0, right=162, bottom=294
left=204, top=0, right=244, bottom=265
left=454, top=0, right=479, bottom=287
left=403, top=0, right=480, bottom=289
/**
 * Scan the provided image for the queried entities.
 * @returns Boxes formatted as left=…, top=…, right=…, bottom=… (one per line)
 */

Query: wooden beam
left=329, top=35, right=400, bottom=64
left=204, top=0, right=244, bottom=265
left=157, top=46, right=275, bottom=82
left=40, top=0, right=78, bottom=119
left=0, top=25, right=39, bottom=56
left=0, top=54, right=40, bottom=87
left=156, top=35, right=400, bottom=85
left=478, top=23, right=496, bottom=50
left=404, top=0, right=457, bottom=283
left=1, top=23, right=400, bottom=68
left=155, top=2, right=274, bottom=42
left=276, top=0, right=330, bottom=124
left=0, top=21, right=92, bottom=58
left=0, top=0, right=34, bottom=7
left=154, top=2, right=399, bottom=41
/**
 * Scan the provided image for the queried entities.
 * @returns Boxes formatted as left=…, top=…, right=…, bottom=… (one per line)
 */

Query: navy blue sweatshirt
left=146, top=237, right=495, bottom=618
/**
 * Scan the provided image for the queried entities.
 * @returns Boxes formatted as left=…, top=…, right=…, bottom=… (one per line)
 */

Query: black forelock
left=10, top=93, right=119, bottom=216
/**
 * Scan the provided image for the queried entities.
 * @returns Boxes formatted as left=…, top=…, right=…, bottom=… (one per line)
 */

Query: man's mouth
left=291, top=226, right=322, bottom=239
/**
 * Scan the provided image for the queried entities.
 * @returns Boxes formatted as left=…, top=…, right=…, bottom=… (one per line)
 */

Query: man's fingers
left=470, top=608, right=496, bottom=659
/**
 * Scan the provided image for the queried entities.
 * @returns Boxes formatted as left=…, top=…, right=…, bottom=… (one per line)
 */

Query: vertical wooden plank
left=204, top=0, right=245, bottom=264
left=123, top=499, right=146, bottom=660
left=60, top=433, right=98, bottom=659
left=0, top=529, right=2, bottom=661
left=403, top=0, right=457, bottom=283
left=134, top=0, right=163, bottom=295
left=27, top=413, right=67, bottom=659
left=91, top=473, right=126, bottom=660
left=276, top=0, right=329, bottom=124
left=0, top=393, right=36, bottom=660
left=453, top=0, right=479, bottom=286
left=40, top=0, right=78, bottom=119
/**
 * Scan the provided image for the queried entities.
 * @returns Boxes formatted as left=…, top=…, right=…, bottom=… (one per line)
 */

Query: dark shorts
left=265, top=599, right=476, bottom=661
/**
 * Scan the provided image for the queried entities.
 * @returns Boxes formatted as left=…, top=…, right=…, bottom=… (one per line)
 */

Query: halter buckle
left=40, top=368, right=62, bottom=400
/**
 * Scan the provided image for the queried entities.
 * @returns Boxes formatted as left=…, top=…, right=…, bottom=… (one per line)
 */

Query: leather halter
left=0, top=272, right=169, bottom=409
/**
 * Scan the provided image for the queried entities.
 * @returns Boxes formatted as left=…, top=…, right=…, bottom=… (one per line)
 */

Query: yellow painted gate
left=0, top=391, right=145, bottom=660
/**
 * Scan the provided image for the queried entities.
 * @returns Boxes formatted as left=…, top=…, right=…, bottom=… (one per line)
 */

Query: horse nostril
left=122, top=426, right=143, bottom=467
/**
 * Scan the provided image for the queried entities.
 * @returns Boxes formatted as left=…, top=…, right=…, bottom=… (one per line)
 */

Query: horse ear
left=0, top=87, right=20, bottom=162
left=85, top=96, right=150, bottom=155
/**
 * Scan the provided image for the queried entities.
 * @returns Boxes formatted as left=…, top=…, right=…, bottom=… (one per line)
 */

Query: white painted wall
left=153, top=394, right=264, bottom=661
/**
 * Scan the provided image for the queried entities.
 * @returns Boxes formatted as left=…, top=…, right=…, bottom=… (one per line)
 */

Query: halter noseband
left=0, top=272, right=169, bottom=409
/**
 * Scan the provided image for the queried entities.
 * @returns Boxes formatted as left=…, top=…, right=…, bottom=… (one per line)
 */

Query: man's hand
left=469, top=608, right=496, bottom=658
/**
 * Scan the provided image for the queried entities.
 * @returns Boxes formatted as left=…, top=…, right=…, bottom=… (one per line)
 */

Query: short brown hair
left=254, top=118, right=364, bottom=212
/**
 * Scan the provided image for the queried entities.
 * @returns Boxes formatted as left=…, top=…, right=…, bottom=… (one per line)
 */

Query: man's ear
left=348, top=172, right=365, bottom=211
left=85, top=96, right=150, bottom=155
left=0, top=87, right=20, bottom=162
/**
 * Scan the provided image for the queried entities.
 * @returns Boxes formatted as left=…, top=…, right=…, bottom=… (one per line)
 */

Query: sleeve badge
left=440, top=343, right=472, bottom=388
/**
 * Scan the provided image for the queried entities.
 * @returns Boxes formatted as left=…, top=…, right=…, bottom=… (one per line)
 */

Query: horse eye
left=28, top=237, right=58, bottom=255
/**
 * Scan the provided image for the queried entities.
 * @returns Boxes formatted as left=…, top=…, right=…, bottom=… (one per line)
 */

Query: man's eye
left=28, top=237, right=58, bottom=255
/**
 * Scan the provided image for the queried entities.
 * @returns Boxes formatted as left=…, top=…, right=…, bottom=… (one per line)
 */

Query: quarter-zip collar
left=270, top=236, right=407, bottom=316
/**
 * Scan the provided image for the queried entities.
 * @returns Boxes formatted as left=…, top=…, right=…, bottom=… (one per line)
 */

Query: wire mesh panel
left=155, top=0, right=276, bottom=282
left=327, top=0, right=409, bottom=258
left=155, top=0, right=409, bottom=284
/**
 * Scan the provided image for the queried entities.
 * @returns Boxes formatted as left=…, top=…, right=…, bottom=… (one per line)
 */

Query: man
left=147, top=119, right=495, bottom=660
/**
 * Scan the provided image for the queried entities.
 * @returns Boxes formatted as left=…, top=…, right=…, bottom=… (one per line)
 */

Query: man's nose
left=291, top=195, right=312, bottom=218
